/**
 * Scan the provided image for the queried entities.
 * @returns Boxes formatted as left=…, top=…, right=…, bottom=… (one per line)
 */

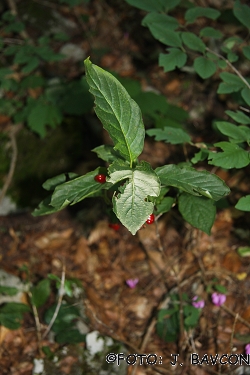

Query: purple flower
left=126, top=278, right=139, bottom=288
left=192, top=296, right=205, bottom=309
left=245, top=344, right=250, bottom=355
left=211, top=292, right=226, bottom=306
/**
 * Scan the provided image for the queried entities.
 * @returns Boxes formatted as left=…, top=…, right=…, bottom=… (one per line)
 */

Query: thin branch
left=42, top=263, right=66, bottom=339
left=230, top=312, right=238, bottom=354
left=206, top=47, right=250, bottom=90
left=27, top=289, right=43, bottom=357
left=0, top=124, right=22, bottom=205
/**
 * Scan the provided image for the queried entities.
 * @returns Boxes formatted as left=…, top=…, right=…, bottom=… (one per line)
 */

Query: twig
left=206, top=47, right=250, bottom=90
left=222, top=304, right=250, bottom=330
left=42, top=263, right=66, bottom=339
left=28, top=288, right=43, bottom=357
left=230, top=312, right=238, bottom=354
left=0, top=124, right=22, bottom=205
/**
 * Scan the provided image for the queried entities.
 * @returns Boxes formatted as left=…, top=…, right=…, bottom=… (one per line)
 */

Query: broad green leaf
left=200, top=27, right=223, bottom=39
left=241, top=87, right=250, bottom=106
left=108, top=161, right=160, bottom=235
left=220, top=72, right=245, bottom=86
left=0, top=286, right=19, bottom=296
left=217, top=82, right=242, bottom=94
left=32, top=195, right=63, bottom=216
left=208, top=142, right=250, bottom=169
left=216, top=121, right=250, bottom=142
left=44, top=302, right=80, bottom=334
left=225, top=110, right=250, bottom=125
left=243, top=46, right=250, bottom=60
left=181, top=32, right=206, bottom=53
left=0, top=303, right=30, bottom=329
left=84, top=58, right=144, bottom=165
left=31, top=279, right=51, bottom=308
left=92, top=145, right=124, bottom=163
left=142, top=12, right=179, bottom=32
left=159, top=49, right=187, bottom=72
left=227, top=51, right=238, bottom=63
left=42, top=173, right=78, bottom=191
left=184, top=305, right=200, bottom=327
left=50, top=168, right=109, bottom=210
left=233, top=0, right=250, bottom=29
left=142, top=14, right=182, bottom=47
left=185, top=7, right=220, bottom=23
left=238, top=247, right=250, bottom=257
left=27, top=98, right=63, bottom=138
left=155, top=164, right=230, bottom=201
left=155, top=196, right=175, bottom=215
left=235, top=195, right=250, bottom=211
left=146, top=126, right=191, bottom=144
left=56, top=329, right=85, bottom=344
left=21, top=57, right=40, bottom=74
left=194, top=56, right=216, bottom=79
left=178, top=193, right=216, bottom=235
left=125, top=0, right=180, bottom=12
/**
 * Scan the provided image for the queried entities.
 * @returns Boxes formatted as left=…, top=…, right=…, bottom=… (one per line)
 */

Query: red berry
left=146, top=214, right=155, bottom=224
left=94, top=174, right=106, bottom=183
left=109, top=223, right=120, bottom=231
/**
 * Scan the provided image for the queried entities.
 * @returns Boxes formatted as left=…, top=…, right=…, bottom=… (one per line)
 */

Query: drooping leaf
left=84, top=58, right=145, bottom=165
left=217, top=72, right=245, bottom=94
left=241, top=87, right=250, bottom=106
left=42, top=173, right=79, bottom=191
left=50, top=168, right=110, bottom=210
left=181, top=32, right=206, bottom=53
left=31, top=279, right=51, bottom=308
left=146, top=126, right=191, bottom=144
left=185, top=6, right=220, bottom=23
left=235, top=195, right=250, bottom=211
left=124, top=0, right=180, bottom=12
left=194, top=56, right=216, bottom=79
left=155, top=164, right=230, bottom=200
left=225, top=110, right=250, bottom=125
left=199, top=27, right=223, bottom=39
left=178, top=193, right=216, bottom=235
left=216, top=121, right=250, bottom=143
left=233, top=0, right=250, bottom=29
left=159, top=49, right=187, bottom=72
left=108, top=161, right=161, bottom=235
left=208, top=142, right=250, bottom=169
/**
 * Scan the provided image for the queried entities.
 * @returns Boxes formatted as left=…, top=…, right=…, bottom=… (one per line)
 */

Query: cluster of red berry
left=94, top=174, right=155, bottom=230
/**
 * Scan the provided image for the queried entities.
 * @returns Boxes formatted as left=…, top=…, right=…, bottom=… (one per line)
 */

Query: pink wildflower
left=126, top=278, right=139, bottom=288
left=192, top=296, right=205, bottom=309
left=211, top=292, right=226, bottom=306
left=245, top=344, right=250, bottom=355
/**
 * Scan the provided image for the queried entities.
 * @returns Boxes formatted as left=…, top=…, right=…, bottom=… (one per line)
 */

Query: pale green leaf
left=200, top=27, right=223, bottom=39
left=155, top=164, right=230, bottom=200
left=84, top=58, right=145, bottom=165
left=208, top=142, right=250, bottom=169
left=235, top=195, right=250, bottom=211
left=159, top=49, right=187, bottom=72
left=194, top=56, right=216, bottom=79
left=146, top=126, right=191, bottom=144
left=31, top=279, right=51, bottom=308
left=181, top=32, right=206, bottom=53
left=185, top=6, right=220, bottom=23
left=225, top=110, right=250, bottom=125
left=241, top=87, right=250, bottom=106
left=238, top=247, right=250, bottom=257
left=233, top=0, right=250, bottom=29
left=108, top=161, right=161, bottom=235
left=178, top=193, right=216, bottom=234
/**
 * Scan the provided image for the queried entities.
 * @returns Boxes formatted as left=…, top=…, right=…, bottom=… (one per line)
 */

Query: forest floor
left=1, top=1, right=250, bottom=375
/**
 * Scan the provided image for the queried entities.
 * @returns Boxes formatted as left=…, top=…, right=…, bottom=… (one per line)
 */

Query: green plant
left=33, top=58, right=230, bottom=235
left=124, top=0, right=250, bottom=212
